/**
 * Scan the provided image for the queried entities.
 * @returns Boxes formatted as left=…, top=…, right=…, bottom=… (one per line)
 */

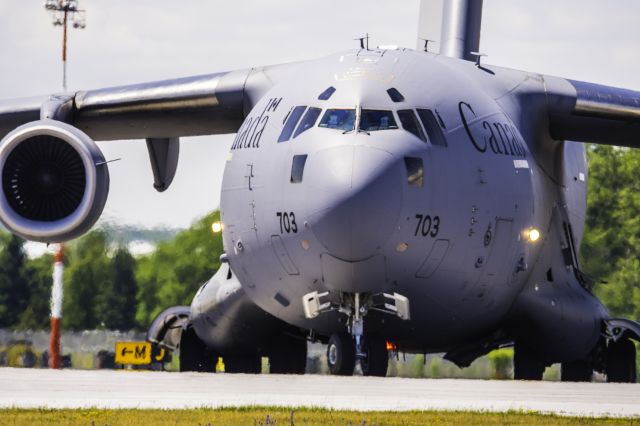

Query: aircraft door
left=471, top=218, right=518, bottom=312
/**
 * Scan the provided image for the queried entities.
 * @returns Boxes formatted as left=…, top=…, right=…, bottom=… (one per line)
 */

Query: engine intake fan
left=0, top=120, right=109, bottom=242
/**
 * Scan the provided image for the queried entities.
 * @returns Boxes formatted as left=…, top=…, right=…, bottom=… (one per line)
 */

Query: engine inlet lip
left=0, top=120, right=98, bottom=240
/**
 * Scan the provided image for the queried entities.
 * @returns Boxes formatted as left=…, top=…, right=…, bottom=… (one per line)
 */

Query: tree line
left=0, top=145, right=639, bottom=331
left=0, top=211, right=223, bottom=331
left=581, top=145, right=640, bottom=322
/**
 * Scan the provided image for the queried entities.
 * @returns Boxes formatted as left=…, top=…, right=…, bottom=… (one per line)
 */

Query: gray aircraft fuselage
left=192, top=48, right=604, bottom=361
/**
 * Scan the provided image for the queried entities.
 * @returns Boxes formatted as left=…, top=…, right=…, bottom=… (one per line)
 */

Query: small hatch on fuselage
left=290, top=154, right=308, bottom=183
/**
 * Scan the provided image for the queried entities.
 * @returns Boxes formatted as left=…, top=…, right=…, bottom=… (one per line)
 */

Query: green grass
left=0, top=408, right=637, bottom=425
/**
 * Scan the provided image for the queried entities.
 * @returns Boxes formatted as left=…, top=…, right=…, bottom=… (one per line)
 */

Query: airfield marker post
left=49, top=244, right=64, bottom=369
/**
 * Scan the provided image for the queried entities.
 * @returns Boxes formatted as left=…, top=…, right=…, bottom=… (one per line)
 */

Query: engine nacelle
left=0, top=120, right=109, bottom=242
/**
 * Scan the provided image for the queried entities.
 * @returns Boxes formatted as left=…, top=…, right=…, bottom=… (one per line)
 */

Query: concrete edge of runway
left=0, top=368, right=638, bottom=418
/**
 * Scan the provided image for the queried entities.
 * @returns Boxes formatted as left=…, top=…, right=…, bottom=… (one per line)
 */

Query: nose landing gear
left=327, top=332, right=356, bottom=375
left=304, top=291, right=410, bottom=376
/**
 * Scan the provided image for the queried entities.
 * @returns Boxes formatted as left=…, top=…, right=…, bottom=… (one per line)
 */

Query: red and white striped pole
left=49, top=243, right=64, bottom=369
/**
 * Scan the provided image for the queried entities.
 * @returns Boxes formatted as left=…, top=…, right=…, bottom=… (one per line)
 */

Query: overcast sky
left=0, top=0, right=639, bottom=229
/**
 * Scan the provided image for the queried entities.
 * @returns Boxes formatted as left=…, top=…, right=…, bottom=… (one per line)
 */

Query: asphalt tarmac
left=1, top=368, right=639, bottom=417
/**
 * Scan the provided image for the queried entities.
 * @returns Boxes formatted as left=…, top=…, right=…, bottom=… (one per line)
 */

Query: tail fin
left=417, top=0, right=483, bottom=61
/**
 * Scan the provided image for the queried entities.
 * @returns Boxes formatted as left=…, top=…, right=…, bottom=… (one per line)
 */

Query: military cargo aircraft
left=0, top=0, right=638, bottom=381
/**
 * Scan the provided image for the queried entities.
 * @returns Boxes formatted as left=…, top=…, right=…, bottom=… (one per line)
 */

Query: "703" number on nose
left=415, top=214, right=440, bottom=237
left=276, top=212, right=298, bottom=234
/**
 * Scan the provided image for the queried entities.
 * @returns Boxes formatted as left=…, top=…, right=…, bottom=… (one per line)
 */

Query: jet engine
left=0, top=120, right=109, bottom=242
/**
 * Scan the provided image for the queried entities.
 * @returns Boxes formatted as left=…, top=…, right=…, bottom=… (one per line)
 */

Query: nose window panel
left=278, top=106, right=306, bottom=143
left=387, top=88, right=405, bottom=103
left=360, top=110, right=398, bottom=131
left=319, top=109, right=356, bottom=132
left=417, top=109, right=447, bottom=147
left=404, top=157, right=424, bottom=188
left=318, top=86, right=336, bottom=101
left=293, top=107, right=322, bottom=138
left=290, top=154, right=308, bottom=183
left=398, top=109, right=427, bottom=142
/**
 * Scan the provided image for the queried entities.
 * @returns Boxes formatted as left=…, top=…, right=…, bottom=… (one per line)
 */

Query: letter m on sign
left=135, top=345, right=147, bottom=359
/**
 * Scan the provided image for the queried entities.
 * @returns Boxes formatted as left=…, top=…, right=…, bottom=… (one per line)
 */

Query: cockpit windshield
left=360, top=110, right=398, bottom=131
left=318, top=109, right=356, bottom=132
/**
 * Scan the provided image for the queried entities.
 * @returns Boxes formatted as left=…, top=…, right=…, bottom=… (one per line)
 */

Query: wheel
left=513, top=343, right=545, bottom=380
left=327, top=332, right=356, bottom=376
left=606, top=338, right=637, bottom=383
left=269, top=334, right=308, bottom=374
left=224, top=354, right=262, bottom=374
left=561, top=360, right=593, bottom=382
left=179, top=326, right=217, bottom=372
left=360, top=334, right=388, bottom=377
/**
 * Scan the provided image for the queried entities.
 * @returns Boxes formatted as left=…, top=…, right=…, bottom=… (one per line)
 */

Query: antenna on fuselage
left=355, top=33, right=370, bottom=50
left=419, top=38, right=436, bottom=52
left=470, top=51, right=487, bottom=67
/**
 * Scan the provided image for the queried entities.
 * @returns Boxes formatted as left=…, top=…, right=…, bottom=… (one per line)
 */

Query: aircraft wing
left=545, top=76, right=640, bottom=147
left=0, top=63, right=295, bottom=243
left=0, top=64, right=293, bottom=141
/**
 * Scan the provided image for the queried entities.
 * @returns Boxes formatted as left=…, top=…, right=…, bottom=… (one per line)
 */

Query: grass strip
left=0, top=407, right=638, bottom=425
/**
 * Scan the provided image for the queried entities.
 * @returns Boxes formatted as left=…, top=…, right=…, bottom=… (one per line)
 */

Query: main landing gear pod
left=513, top=319, right=639, bottom=382
left=151, top=261, right=309, bottom=374
left=602, top=319, right=639, bottom=383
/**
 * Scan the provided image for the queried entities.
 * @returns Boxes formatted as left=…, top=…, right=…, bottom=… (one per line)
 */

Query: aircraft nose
left=306, top=146, right=402, bottom=261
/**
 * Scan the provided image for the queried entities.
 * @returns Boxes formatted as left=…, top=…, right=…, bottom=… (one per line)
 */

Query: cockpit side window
left=398, top=109, right=426, bottom=142
left=293, top=107, right=322, bottom=138
left=360, top=110, right=398, bottom=131
left=278, top=106, right=306, bottom=142
left=319, top=109, right=356, bottom=132
left=417, top=109, right=447, bottom=147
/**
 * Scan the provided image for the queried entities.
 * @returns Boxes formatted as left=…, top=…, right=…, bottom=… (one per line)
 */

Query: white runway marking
left=0, top=368, right=639, bottom=417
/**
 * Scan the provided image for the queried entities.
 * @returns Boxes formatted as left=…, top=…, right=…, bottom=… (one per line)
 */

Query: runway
left=1, top=368, right=639, bottom=417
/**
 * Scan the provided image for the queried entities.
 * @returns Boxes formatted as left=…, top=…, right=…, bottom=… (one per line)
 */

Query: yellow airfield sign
left=115, top=341, right=152, bottom=365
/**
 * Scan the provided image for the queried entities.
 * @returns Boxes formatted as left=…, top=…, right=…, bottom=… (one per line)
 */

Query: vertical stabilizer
left=416, top=0, right=444, bottom=52
left=417, top=0, right=483, bottom=61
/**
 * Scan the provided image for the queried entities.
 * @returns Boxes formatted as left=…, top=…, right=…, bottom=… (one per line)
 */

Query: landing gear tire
left=327, top=332, right=356, bottom=376
left=606, top=338, right=637, bottom=383
left=561, top=360, right=593, bottom=382
left=179, top=326, right=217, bottom=372
left=269, top=334, right=308, bottom=374
left=224, top=354, right=262, bottom=374
left=513, top=343, right=545, bottom=381
left=360, top=334, right=388, bottom=377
